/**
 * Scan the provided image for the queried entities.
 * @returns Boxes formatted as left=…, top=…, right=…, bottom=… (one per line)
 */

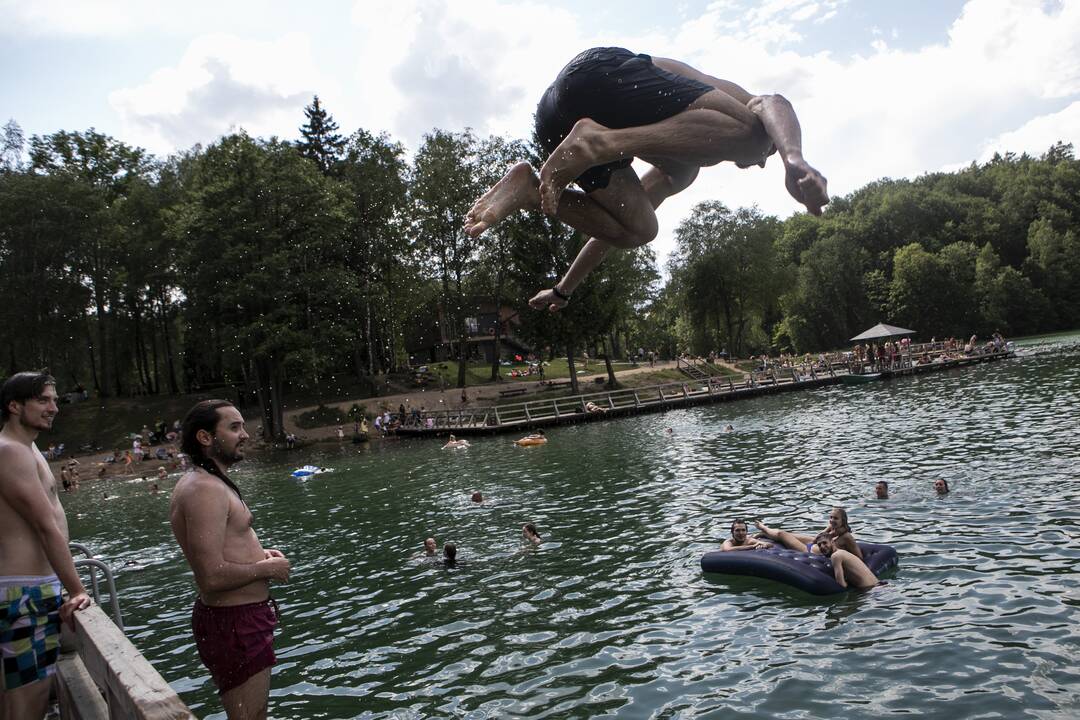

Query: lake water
left=65, top=332, right=1080, bottom=719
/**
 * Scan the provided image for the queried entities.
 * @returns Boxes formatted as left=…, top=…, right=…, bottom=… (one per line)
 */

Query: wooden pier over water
left=57, top=604, right=194, bottom=719
left=397, top=349, right=1015, bottom=437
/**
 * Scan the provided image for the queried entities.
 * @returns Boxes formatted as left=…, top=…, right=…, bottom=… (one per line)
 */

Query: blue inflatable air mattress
left=700, top=541, right=898, bottom=595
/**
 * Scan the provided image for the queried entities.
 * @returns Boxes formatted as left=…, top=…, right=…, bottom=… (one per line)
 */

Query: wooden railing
left=405, top=371, right=817, bottom=432
left=57, top=604, right=194, bottom=719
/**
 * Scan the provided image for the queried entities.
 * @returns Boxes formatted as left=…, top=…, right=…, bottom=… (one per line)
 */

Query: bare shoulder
left=0, top=439, right=38, bottom=486
left=171, top=470, right=227, bottom=511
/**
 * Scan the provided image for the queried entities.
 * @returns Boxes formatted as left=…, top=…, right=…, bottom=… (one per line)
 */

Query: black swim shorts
left=534, top=47, right=715, bottom=192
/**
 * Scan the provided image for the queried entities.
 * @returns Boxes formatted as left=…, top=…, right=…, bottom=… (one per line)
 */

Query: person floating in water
left=442, top=434, right=471, bottom=450
left=755, top=507, right=862, bottom=559
left=443, top=543, right=458, bottom=567
left=464, top=47, right=828, bottom=310
left=934, top=478, right=949, bottom=495
left=875, top=481, right=889, bottom=499
left=522, top=523, right=542, bottom=545
left=807, top=534, right=879, bottom=590
left=721, top=518, right=771, bottom=551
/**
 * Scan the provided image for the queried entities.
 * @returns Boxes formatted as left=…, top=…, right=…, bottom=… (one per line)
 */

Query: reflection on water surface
left=68, top=333, right=1080, bottom=718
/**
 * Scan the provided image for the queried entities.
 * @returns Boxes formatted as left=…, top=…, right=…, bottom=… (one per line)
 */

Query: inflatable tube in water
left=700, top=541, right=898, bottom=595
left=514, top=437, right=547, bottom=446
left=291, top=465, right=332, bottom=478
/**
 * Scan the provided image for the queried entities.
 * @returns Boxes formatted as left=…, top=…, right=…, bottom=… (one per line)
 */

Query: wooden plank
left=71, top=605, right=195, bottom=719
left=57, top=651, right=108, bottom=720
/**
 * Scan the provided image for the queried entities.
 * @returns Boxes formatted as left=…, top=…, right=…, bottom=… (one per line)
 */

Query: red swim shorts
left=192, top=597, right=278, bottom=694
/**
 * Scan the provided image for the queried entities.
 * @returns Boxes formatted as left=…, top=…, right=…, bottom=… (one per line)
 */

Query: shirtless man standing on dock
left=0, top=372, right=92, bottom=720
left=464, top=47, right=828, bottom=310
left=170, top=400, right=290, bottom=720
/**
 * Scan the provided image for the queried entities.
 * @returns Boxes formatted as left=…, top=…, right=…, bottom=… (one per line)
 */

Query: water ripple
left=65, top=334, right=1080, bottom=718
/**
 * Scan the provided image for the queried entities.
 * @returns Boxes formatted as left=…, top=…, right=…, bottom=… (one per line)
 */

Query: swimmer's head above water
left=730, top=518, right=748, bottom=543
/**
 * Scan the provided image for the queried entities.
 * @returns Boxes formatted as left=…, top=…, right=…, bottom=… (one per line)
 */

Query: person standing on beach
left=0, top=372, right=92, bottom=720
left=170, top=400, right=290, bottom=719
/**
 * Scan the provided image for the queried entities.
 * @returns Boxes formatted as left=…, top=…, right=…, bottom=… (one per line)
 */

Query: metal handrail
left=68, top=542, right=101, bottom=599
left=72, top=559, right=124, bottom=632
left=69, top=543, right=124, bottom=632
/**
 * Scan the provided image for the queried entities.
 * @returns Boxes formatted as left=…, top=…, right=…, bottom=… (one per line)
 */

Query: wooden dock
left=57, top=604, right=195, bottom=719
left=397, top=350, right=1015, bottom=437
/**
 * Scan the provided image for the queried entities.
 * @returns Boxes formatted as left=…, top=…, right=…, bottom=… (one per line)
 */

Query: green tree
left=0, top=172, right=94, bottom=380
left=667, top=202, right=783, bottom=356
left=297, top=96, right=345, bottom=174
left=780, top=233, right=869, bottom=351
left=27, top=129, right=152, bottom=396
left=410, top=129, right=488, bottom=389
left=337, top=129, right=410, bottom=376
left=172, top=132, right=353, bottom=439
left=1, top=119, right=24, bottom=172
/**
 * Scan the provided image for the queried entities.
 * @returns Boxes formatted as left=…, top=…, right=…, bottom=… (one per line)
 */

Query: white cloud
left=977, top=101, right=1080, bottom=161
left=1, top=0, right=163, bottom=36
left=109, top=33, right=331, bottom=154
left=96, top=0, right=1080, bottom=265
left=0, top=0, right=268, bottom=37
left=349, top=0, right=588, bottom=145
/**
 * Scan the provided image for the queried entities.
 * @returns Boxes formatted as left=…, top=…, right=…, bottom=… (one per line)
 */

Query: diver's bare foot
left=539, top=118, right=608, bottom=215
left=464, top=162, right=539, bottom=237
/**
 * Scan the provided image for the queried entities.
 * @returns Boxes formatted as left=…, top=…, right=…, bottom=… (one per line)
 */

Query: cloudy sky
left=3, top=0, right=1079, bottom=263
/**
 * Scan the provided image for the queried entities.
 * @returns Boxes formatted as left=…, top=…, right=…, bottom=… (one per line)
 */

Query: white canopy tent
left=849, top=323, right=916, bottom=343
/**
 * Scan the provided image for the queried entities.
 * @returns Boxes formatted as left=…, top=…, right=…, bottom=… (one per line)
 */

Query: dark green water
left=66, top=333, right=1080, bottom=719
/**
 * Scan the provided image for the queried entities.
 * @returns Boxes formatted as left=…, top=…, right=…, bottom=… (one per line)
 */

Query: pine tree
left=1, top=119, right=25, bottom=172
left=297, top=96, right=345, bottom=174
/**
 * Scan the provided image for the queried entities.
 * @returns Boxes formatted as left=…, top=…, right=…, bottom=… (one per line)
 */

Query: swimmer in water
left=875, top=481, right=889, bottom=499
left=721, top=518, right=771, bottom=551
left=755, top=507, right=862, bottom=559
left=443, top=542, right=457, bottom=566
left=471, top=491, right=483, bottom=503
left=442, top=434, right=471, bottom=450
left=522, top=523, right=542, bottom=545
left=811, top=534, right=879, bottom=589
left=934, top=478, right=949, bottom=495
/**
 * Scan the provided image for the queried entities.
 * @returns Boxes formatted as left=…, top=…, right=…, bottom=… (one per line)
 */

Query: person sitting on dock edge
left=170, top=400, right=291, bottom=720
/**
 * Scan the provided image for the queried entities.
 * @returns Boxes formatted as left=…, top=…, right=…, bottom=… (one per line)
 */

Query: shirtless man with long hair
left=170, top=400, right=291, bottom=719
